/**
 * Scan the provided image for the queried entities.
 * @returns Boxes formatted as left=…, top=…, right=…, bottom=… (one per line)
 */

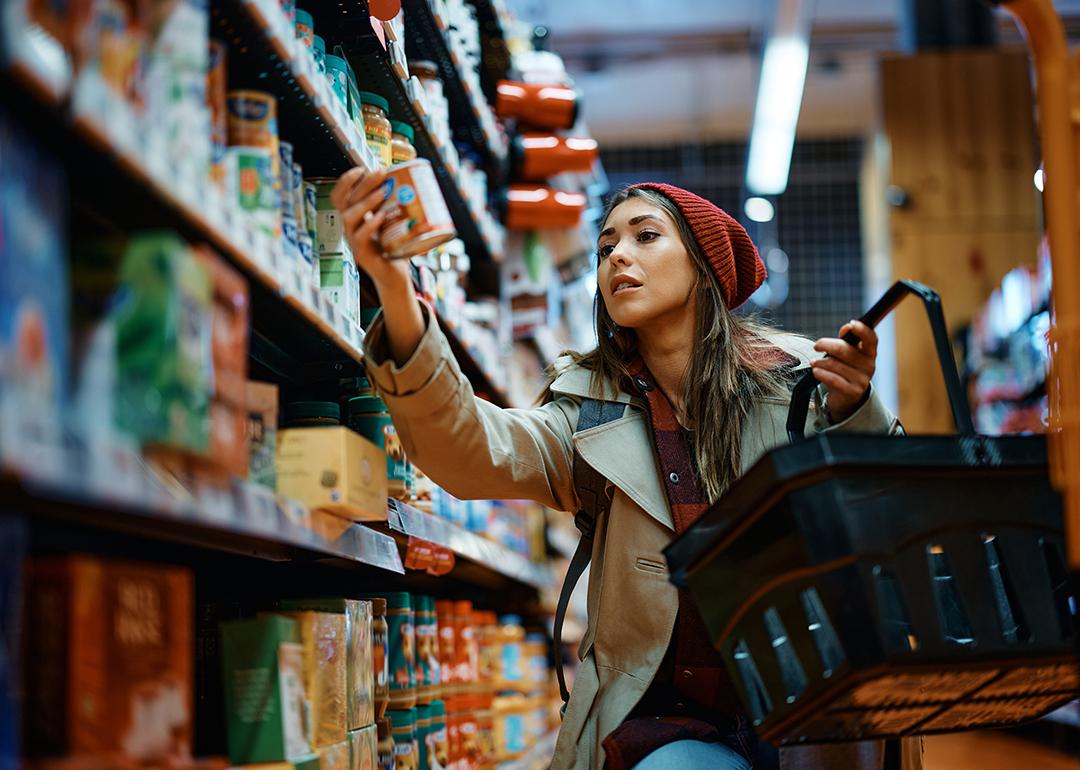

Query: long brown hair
left=567, top=186, right=797, bottom=501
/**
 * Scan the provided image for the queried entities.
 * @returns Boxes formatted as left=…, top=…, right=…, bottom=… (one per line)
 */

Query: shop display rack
left=500, top=728, right=559, bottom=770
left=465, top=0, right=513, bottom=105
left=386, top=499, right=554, bottom=591
left=2, top=469, right=405, bottom=573
left=307, top=0, right=503, bottom=268
left=402, top=0, right=507, bottom=177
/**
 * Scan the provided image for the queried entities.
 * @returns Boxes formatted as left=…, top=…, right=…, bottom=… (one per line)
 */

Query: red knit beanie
left=625, top=183, right=766, bottom=309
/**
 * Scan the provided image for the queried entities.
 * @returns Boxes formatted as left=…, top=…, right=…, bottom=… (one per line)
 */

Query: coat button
left=669, top=472, right=680, bottom=484
left=681, top=668, right=694, bottom=679
left=634, top=377, right=652, bottom=392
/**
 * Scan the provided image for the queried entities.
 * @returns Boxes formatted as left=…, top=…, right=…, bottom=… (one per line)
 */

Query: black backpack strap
left=554, top=398, right=626, bottom=706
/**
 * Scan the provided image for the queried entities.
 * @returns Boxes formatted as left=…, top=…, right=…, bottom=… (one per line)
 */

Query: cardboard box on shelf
left=246, top=381, right=280, bottom=491
left=272, top=610, right=347, bottom=748
left=220, top=615, right=311, bottom=763
left=349, top=723, right=376, bottom=770
left=23, top=556, right=193, bottom=763
left=318, top=740, right=350, bottom=770
left=278, top=598, right=374, bottom=731
left=193, top=245, right=250, bottom=410
left=276, top=426, right=388, bottom=525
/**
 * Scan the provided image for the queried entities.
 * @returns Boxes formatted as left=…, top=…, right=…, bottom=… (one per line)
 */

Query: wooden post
left=881, top=48, right=1041, bottom=433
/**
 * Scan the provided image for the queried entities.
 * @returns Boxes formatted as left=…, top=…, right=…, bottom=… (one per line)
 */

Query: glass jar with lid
left=282, top=400, right=340, bottom=427
left=359, top=90, right=393, bottom=168
left=390, top=120, right=417, bottom=164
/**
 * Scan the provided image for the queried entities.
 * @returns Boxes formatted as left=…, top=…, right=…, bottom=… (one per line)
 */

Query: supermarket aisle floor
left=923, top=732, right=1080, bottom=769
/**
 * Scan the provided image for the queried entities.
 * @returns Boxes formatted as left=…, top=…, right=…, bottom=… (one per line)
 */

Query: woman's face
left=597, top=197, right=699, bottom=330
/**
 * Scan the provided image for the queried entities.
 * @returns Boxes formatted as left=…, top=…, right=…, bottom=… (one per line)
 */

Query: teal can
left=349, top=394, right=408, bottom=500
left=324, top=54, right=350, bottom=107
left=313, top=35, right=326, bottom=73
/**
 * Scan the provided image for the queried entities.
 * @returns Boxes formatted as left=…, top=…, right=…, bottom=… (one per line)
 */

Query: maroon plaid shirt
left=602, top=355, right=789, bottom=769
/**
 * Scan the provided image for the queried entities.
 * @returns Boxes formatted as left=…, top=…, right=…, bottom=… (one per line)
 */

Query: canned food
left=208, top=40, right=228, bottom=186
left=319, top=254, right=360, bottom=322
left=379, top=159, right=456, bottom=259
left=226, top=90, right=279, bottom=153
left=313, top=35, right=327, bottom=74
left=325, top=54, right=350, bottom=108
left=303, top=180, right=319, bottom=244
left=225, top=146, right=279, bottom=238
left=295, top=8, right=314, bottom=47
left=362, top=592, right=416, bottom=710
left=388, top=708, right=419, bottom=770
left=310, top=176, right=349, bottom=255
left=348, top=395, right=408, bottom=500
left=278, top=141, right=300, bottom=258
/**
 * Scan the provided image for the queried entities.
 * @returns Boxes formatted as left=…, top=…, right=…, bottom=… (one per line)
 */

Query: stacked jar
left=360, top=91, right=393, bottom=168
left=348, top=393, right=410, bottom=501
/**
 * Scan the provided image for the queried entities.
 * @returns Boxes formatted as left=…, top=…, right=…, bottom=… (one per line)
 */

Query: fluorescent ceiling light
left=744, top=196, right=775, bottom=222
left=745, top=0, right=814, bottom=196
left=746, top=37, right=810, bottom=195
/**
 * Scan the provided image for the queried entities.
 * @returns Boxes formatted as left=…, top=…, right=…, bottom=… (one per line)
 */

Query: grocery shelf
left=402, top=0, right=508, bottom=176
left=214, top=0, right=379, bottom=175
left=2, top=468, right=405, bottom=573
left=466, top=0, right=513, bottom=106
left=311, top=4, right=503, bottom=266
left=498, top=729, right=559, bottom=770
left=386, top=499, right=555, bottom=591
left=438, top=315, right=512, bottom=407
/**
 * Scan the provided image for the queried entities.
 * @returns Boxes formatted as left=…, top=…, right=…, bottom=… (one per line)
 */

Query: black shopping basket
left=663, top=280, right=1080, bottom=745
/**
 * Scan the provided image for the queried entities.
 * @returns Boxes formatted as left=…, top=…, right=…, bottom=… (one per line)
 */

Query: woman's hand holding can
left=331, top=166, right=411, bottom=294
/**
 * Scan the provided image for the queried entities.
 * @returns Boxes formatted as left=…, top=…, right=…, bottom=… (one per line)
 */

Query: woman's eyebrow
left=598, top=214, right=661, bottom=242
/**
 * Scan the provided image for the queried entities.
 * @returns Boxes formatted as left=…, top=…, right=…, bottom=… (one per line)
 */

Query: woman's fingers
left=342, top=185, right=390, bottom=235
left=811, top=356, right=871, bottom=395
left=331, top=166, right=388, bottom=212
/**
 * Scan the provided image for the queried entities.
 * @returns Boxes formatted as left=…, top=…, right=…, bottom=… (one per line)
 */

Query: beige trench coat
left=364, top=306, right=922, bottom=770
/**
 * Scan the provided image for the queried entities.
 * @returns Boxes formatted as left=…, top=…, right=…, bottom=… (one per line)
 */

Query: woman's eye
left=638, top=230, right=658, bottom=242
left=597, top=243, right=614, bottom=258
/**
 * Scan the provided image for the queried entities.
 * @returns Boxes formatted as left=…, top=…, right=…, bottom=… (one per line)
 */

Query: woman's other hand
left=811, top=320, right=878, bottom=423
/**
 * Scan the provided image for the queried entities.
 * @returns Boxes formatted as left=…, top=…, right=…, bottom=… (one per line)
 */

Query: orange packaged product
left=512, top=134, right=599, bottom=181
left=472, top=611, right=498, bottom=688
left=193, top=245, right=249, bottom=409
left=504, top=184, right=587, bottom=230
left=435, top=600, right=456, bottom=694
left=208, top=397, right=249, bottom=478
left=452, top=600, right=476, bottom=686
left=495, top=81, right=579, bottom=130
left=23, top=556, right=193, bottom=763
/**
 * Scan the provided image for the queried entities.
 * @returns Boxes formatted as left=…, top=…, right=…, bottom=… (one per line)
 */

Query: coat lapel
left=549, top=355, right=672, bottom=531
left=573, top=411, right=673, bottom=532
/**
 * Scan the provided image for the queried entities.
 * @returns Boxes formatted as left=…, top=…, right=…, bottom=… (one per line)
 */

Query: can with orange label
left=379, top=159, right=456, bottom=260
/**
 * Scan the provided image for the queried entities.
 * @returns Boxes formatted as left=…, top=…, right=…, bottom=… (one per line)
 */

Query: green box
left=221, top=615, right=311, bottom=763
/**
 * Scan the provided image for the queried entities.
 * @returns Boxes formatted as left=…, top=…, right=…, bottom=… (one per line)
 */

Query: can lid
left=391, top=120, right=415, bottom=143
left=324, top=53, right=348, bottom=71
left=295, top=8, right=313, bottom=25
left=371, top=597, right=387, bottom=616
left=409, top=60, right=439, bottom=80
left=359, top=91, right=390, bottom=114
left=347, top=395, right=387, bottom=415
left=387, top=708, right=416, bottom=729
left=313, top=34, right=325, bottom=53
left=380, top=591, right=413, bottom=609
left=283, top=400, right=340, bottom=423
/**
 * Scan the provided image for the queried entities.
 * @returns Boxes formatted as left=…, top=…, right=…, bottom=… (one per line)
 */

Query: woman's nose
left=609, top=243, right=633, bottom=267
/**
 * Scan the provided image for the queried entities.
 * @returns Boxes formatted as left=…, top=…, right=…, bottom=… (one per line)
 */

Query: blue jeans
left=635, top=740, right=752, bottom=770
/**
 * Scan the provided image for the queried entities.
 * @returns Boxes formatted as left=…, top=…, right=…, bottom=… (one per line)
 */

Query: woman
left=332, top=169, right=918, bottom=770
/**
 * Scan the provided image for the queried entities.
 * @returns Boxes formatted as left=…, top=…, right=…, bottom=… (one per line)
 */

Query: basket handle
left=786, top=280, right=975, bottom=442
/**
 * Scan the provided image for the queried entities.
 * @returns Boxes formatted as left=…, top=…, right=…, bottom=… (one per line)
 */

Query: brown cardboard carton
left=24, top=556, right=193, bottom=762
left=276, top=611, right=348, bottom=748
left=276, top=427, right=388, bottom=523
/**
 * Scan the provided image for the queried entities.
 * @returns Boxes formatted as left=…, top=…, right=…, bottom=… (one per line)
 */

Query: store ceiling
left=507, top=0, right=1080, bottom=145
